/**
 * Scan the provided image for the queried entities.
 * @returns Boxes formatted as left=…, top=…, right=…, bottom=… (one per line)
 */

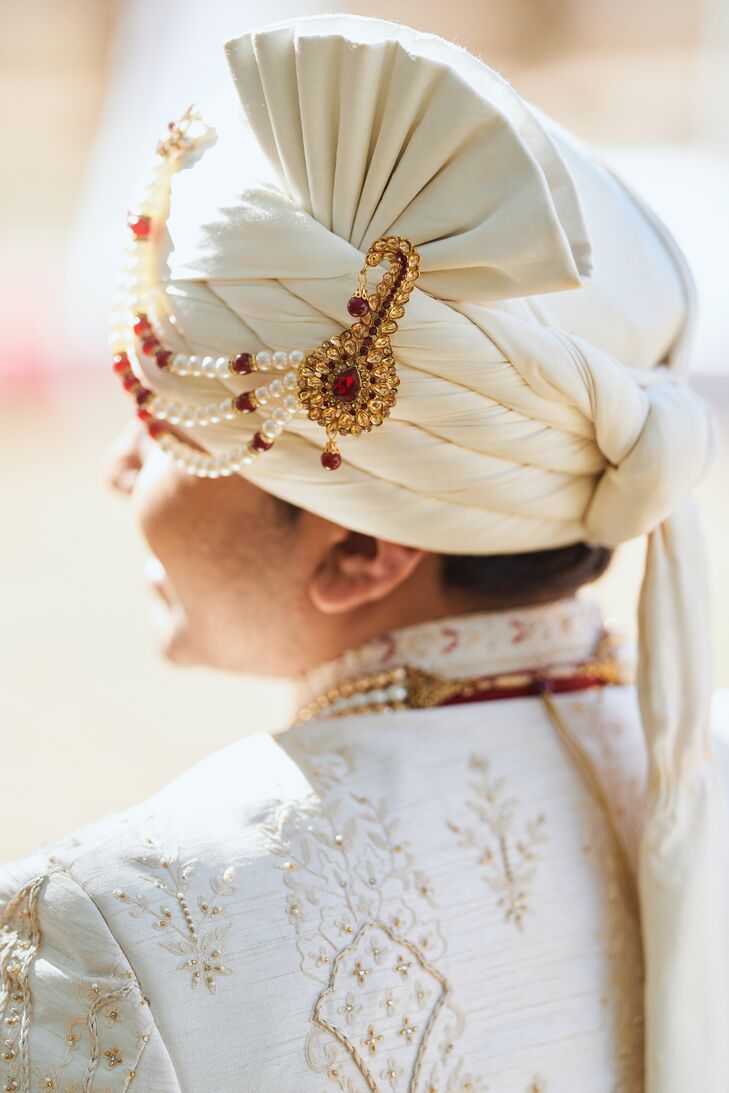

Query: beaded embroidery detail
left=1, top=874, right=151, bottom=1093
left=262, top=745, right=484, bottom=1092
left=113, top=838, right=235, bottom=995
left=446, top=755, right=548, bottom=931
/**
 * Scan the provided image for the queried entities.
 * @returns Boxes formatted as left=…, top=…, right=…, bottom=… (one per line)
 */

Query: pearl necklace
left=294, top=642, right=630, bottom=726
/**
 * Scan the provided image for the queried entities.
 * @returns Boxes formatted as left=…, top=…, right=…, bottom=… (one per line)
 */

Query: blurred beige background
left=1, top=0, right=727, bottom=861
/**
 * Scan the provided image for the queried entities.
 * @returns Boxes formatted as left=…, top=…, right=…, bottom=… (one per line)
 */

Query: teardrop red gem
left=333, top=366, right=361, bottom=403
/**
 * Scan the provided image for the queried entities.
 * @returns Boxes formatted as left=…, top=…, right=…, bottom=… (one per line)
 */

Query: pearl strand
left=147, top=372, right=300, bottom=428
left=169, top=348, right=305, bottom=378
left=109, top=110, right=307, bottom=470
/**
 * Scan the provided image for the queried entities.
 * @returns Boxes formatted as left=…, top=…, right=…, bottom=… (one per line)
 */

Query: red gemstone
left=135, top=387, right=151, bottom=405
left=231, top=352, right=253, bottom=375
left=148, top=421, right=166, bottom=439
left=252, top=431, right=273, bottom=452
left=347, top=295, right=369, bottom=318
left=128, top=213, right=151, bottom=239
left=112, top=353, right=129, bottom=374
left=133, top=315, right=151, bottom=336
left=333, top=365, right=361, bottom=403
left=141, top=338, right=159, bottom=356
left=234, top=392, right=256, bottom=413
left=122, top=373, right=138, bottom=391
left=137, top=408, right=152, bottom=422
left=155, top=349, right=173, bottom=369
left=321, top=449, right=342, bottom=471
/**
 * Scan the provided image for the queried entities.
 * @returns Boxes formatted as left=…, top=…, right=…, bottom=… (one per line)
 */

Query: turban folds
left=126, top=16, right=729, bottom=1088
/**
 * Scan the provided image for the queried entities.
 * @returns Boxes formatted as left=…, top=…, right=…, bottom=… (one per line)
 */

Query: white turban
left=124, top=15, right=729, bottom=1088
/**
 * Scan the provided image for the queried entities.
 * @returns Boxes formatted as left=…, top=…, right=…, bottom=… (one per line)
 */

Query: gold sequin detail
left=114, top=839, right=235, bottom=995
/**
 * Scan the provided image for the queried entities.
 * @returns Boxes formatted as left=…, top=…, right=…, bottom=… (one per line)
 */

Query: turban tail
left=130, top=16, right=729, bottom=1085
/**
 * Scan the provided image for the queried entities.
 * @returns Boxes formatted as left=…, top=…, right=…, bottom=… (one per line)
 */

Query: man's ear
left=307, top=530, right=427, bottom=615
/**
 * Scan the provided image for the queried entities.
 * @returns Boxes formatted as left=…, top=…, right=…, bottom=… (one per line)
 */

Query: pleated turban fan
left=116, top=14, right=729, bottom=1089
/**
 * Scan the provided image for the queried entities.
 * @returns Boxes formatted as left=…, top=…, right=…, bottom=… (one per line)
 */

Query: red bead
left=141, top=338, right=159, bottom=356
left=128, top=213, right=151, bottom=239
left=321, top=449, right=342, bottom=471
left=231, top=353, right=253, bottom=375
left=251, top=431, right=273, bottom=452
left=122, top=373, right=138, bottom=391
left=112, top=353, right=129, bottom=374
left=155, top=349, right=173, bottom=369
left=347, top=295, right=370, bottom=317
left=135, top=387, right=151, bottom=405
left=137, top=408, right=152, bottom=422
left=234, top=392, right=256, bottom=413
left=148, top=421, right=166, bottom=440
left=133, top=315, right=151, bottom=336
left=333, top=365, right=361, bottom=403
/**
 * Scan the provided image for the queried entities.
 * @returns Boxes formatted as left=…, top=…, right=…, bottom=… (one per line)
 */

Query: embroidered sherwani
left=2, top=598, right=727, bottom=1092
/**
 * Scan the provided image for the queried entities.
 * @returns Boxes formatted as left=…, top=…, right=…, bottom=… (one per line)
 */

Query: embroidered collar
left=295, top=596, right=605, bottom=711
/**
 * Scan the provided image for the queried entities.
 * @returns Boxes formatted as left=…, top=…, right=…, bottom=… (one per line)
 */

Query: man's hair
left=439, top=542, right=612, bottom=609
left=275, top=498, right=611, bottom=606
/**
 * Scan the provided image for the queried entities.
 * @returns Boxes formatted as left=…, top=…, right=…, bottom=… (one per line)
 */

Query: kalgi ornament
left=111, top=107, right=421, bottom=477
left=297, top=235, right=421, bottom=470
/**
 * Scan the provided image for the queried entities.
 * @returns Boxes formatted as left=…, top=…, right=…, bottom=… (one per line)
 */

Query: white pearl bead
left=255, top=350, right=272, bottom=369
left=207, top=468, right=220, bottom=479
left=201, top=356, right=216, bottom=376
left=262, top=419, right=281, bottom=439
left=223, top=407, right=237, bottom=421
left=370, top=689, right=388, bottom=705
left=187, top=355, right=199, bottom=370
left=272, top=407, right=289, bottom=426
left=254, top=386, right=270, bottom=405
left=288, top=349, right=304, bottom=366
left=272, top=350, right=288, bottom=369
left=283, top=395, right=299, bottom=413
left=283, top=371, right=298, bottom=390
left=215, top=356, right=230, bottom=378
left=268, top=379, right=284, bottom=399
left=182, top=415, right=197, bottom=428
left=204, top=403, right=221, bottom=424
left=219, top=465, right=233, bottom=477
left=388, top=685, right=408, bottom=702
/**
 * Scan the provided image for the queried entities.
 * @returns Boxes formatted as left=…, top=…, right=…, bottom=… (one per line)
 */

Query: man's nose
left=104, top=418, right=145, bottom=496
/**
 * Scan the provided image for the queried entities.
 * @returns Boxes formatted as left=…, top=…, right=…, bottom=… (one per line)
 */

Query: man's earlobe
left=307, top=533, right=426, bottom=615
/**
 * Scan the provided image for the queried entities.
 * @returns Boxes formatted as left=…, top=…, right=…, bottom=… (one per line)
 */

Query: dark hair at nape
left=439, top=542, right=612, bottom=609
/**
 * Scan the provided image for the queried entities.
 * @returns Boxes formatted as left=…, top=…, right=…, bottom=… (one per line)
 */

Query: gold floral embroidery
left=114, top=838, right=235, bottom=994
left=1, top=874, right=151, bottom=1093
left=447, top=754, right=547, bottom=930
left=263, top=745, right=483, bottom=1092
left=1, top=876, right=44, bottom=1093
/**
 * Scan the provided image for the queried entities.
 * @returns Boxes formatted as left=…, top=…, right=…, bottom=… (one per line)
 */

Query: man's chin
left=148, top=600, right=200, bottom=667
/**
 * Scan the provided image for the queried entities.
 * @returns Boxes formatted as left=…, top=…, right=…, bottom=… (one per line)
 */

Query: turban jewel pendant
left=297, top=235, right=421, bottom=470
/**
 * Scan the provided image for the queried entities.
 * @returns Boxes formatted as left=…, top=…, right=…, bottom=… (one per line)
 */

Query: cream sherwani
left=2, top=599, right=728, bottom=1092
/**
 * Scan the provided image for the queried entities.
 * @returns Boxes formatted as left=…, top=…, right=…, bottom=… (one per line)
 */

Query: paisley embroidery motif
left=113, top=838, right=235, bottom=994
left=446, top=755, right=547, bottom=930
left=262, top=745, right=483, bottom=1092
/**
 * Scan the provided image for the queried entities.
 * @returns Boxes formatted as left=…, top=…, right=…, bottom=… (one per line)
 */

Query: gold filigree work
left=447, top=755, right=547, bottom=931
left=297, top=236, right=420, bottom=466
left=114, top=838, right=235, bottom=995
